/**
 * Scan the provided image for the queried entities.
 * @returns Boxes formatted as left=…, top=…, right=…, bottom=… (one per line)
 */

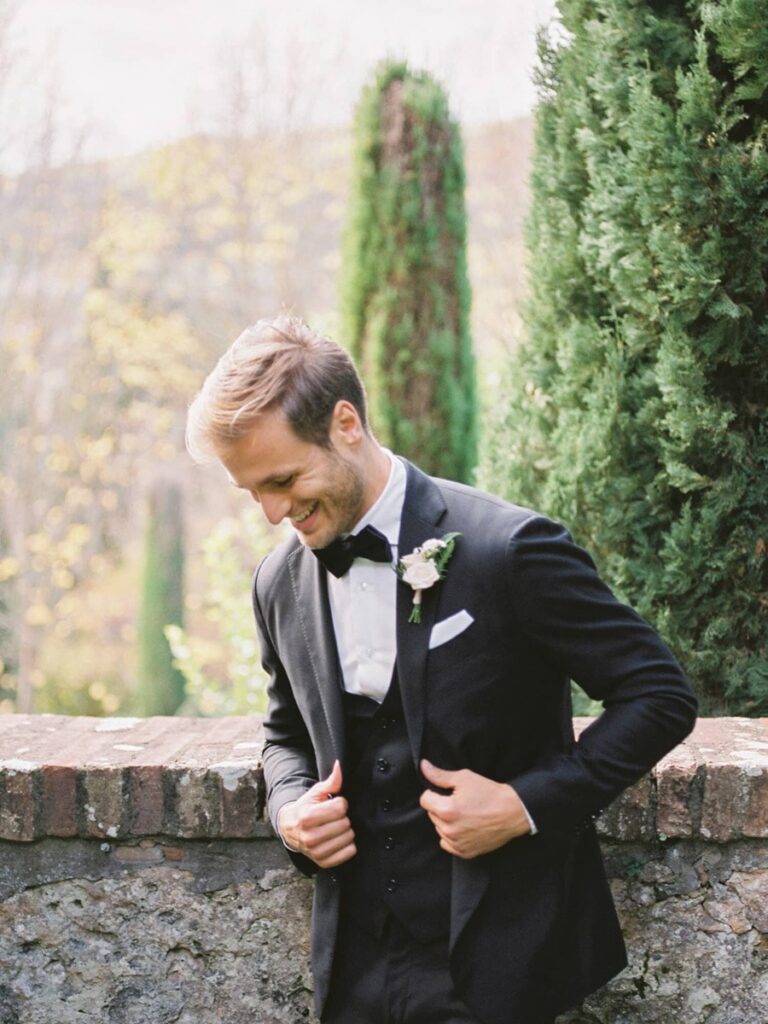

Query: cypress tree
left=485, top=1, right=768, bottom=715
left=137, top=480, right=186, bottom=715
left=340, top=60, right=477, bottom=482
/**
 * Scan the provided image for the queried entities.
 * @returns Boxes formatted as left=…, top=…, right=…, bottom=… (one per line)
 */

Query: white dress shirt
left=327, top=450, right=405, bottom=702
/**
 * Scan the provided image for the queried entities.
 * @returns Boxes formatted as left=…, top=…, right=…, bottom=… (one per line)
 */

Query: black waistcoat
left=338, top=669, right=451, bottom=942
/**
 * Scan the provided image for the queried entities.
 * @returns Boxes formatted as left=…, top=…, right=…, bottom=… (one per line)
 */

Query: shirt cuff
left=520, top=797, right=538, bottom=835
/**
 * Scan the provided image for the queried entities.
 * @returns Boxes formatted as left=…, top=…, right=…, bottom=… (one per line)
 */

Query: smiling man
left=186, top=315, right=697, bottom=1024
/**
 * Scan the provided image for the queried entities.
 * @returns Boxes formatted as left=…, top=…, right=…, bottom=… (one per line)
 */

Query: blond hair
left=186, top=316, right=368, bottom=462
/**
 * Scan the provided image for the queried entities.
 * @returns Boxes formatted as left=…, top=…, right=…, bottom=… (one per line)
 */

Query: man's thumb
left=314, top=759, right=342, bottom=799
left=420, top=758, right=456, bottom=790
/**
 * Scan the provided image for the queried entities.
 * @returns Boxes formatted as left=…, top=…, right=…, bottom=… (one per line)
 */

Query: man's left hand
left=419, top=759, right=531, bottom=859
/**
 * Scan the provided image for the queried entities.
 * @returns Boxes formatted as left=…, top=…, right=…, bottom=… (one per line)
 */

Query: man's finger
left=299, top=796, right=349, bottom=829
left=420, top=789, right=455, bottom=820
left=315, top=839, right=357, bottom=869
left=420, top=758, right=459, bottom=790
left=310, top=759, right=343, bottom=800
left=312, top=828, right=357, bottom=863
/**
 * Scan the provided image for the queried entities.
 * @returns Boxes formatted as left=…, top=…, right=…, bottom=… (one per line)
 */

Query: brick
left=127, top=765, right=165, bottom=835
left=0, top=762, right=39, bottom=841
left=700, top=764, right=749, bottom=842
left=742, top=767, right=768, bottom=839
left=599, top=776, right=654, bottom=841
left=81, top=767, right=126, bottom=839
left=656, top=762, right=699, bottom=839
left=214, top=764, right=264, bottom=838
left=40, top=765, right=78, bottom=837
left=171, top=767, right=219, bottom=838
left=113, top=843, right=164, bottom=864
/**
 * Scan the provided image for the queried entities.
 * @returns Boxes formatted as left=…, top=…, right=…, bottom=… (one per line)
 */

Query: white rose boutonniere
left=397, top=532, right=460, bottom=624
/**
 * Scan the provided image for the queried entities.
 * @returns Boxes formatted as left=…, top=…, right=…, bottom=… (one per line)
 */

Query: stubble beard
left=307, top=450, right=366, bottom=550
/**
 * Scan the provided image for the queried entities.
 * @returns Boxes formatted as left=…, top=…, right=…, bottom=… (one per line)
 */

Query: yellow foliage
left=45, top=506, right=65, bottom=527
left=0, top=558, right=19, bottom=582
left=65, top=486, right=90, bottom=507
left=25, top=604, right=52, bottom=626
left=67, top=524, right=91, bottom=546
left=46, top=452, right=71, bottom=473
left=52, top=565, right=75, bottom=590
left=88, top=681, right=108, bottom=701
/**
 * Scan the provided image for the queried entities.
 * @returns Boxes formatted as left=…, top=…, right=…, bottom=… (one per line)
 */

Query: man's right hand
left=276, top=760, right=357, bottom=869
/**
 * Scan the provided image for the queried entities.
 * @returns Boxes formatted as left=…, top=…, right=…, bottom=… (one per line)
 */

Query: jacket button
left=376, top=758, right=390, bottom=773
left=383, top=835, right=395, bottom=850
left=329, top=872, right=338, bottom=884
left=385, top=878, right=398, bottom=893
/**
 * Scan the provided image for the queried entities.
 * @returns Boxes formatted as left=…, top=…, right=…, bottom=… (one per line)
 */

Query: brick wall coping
left=0, top=715, right=765, bottom=844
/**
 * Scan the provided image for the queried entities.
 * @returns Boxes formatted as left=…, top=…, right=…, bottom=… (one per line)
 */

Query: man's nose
left=258, top=492, right=290, bottom=525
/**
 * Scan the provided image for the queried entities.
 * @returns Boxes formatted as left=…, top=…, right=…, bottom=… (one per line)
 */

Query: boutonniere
left=397, top=532, right=460, bottom=624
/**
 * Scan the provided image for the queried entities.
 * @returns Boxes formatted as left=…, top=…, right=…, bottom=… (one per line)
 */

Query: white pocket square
left=429, top=609, right=475, bottom=650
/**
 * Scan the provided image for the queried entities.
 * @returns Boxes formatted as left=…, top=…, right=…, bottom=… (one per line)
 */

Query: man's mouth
left=292, top=501, right=319, bottom=526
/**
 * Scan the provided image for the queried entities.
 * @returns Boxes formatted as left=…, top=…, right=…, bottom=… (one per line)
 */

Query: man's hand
left=277, top=760, right=356, bottom=869
left=419, top=759, right=531, bottom=859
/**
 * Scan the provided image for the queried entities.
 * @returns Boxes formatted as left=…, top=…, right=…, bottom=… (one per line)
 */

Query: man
left=187, top=315, right=697, bottom=1024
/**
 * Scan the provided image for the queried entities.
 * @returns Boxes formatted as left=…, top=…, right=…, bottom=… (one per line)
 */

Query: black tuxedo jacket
left=252, top=460, right=697, bottom=1023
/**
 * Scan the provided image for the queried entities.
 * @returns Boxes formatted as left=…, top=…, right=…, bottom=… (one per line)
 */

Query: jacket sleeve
left=505, top=515, right=698, bottom=835
left=252, top=558, right=319, bottom=877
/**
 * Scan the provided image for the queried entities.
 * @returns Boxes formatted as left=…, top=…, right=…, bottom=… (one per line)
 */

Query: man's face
left=219, top=405, right=368, bottom=549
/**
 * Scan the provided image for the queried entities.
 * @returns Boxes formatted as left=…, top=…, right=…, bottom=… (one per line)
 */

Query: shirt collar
left=350, top=449, right=406, bottom=550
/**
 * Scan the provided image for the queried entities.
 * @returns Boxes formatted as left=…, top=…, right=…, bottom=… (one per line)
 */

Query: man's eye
left=274, top=476, right=294, bottom=487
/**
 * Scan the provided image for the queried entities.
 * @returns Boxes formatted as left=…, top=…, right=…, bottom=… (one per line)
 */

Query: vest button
left=383, top=835, right=395, bottom=850
left=385, top=878, right=399, bottom=893
left=376, top=758, right=390, bottom=773
left=381, top=799, right=392, bottom=811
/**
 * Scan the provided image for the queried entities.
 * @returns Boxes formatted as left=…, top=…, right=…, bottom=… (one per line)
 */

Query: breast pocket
left=427, top=610, right=479, bottom=672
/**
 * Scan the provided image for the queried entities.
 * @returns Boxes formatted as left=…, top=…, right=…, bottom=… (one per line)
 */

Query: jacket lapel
left=395, top=463, right=492, bottom=948
left=287, top=544, right=346, bottom=767
left=395, top=461, right=448, bottom=768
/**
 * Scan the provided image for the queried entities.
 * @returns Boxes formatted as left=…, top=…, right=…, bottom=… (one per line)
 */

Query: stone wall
left=0, top=715, right=766, bottom=1024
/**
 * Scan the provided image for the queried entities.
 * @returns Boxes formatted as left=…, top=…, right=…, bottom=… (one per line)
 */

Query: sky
left=11, top=0, right=559, bottom=161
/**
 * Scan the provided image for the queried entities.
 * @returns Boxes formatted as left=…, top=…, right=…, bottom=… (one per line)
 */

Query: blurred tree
left=137, top=479, right=186, bottom=716
left=483, top=0, right=768, bottom=715
left=0, top=180, right=202, bottom=712
left=166, top=508, right=278, bottom=716
left=340, top=60, right=477, bottom=482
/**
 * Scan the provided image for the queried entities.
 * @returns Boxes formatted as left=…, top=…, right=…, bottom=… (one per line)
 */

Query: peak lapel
left=287, top=545, right=345, bottom=766
left=395, top=462, right=448, bottom=769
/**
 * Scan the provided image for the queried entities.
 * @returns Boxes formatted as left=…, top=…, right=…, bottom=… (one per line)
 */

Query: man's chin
left=293, top=526, right=335, bottom=550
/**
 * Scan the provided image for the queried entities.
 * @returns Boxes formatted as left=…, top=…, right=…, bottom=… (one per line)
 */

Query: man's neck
left=357, top=439, right=393, bottom=520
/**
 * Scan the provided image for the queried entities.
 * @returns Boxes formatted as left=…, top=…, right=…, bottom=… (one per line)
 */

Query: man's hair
left=186, top=315, right=369, bottom=462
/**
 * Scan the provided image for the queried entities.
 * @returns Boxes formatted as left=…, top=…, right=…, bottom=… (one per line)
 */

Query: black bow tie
left=313, top=524, right=392, bottom=578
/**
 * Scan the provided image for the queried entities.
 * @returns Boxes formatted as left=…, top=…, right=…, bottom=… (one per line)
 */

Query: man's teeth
left=294, top=502, right=318, bottom=524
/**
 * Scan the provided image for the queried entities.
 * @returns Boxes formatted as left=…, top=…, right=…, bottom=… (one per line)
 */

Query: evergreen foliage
left=484, top=1, right=768, bottom=715
left=340, top=60, right=477, bottom=482
left=137, top=480, right=186, bottom=715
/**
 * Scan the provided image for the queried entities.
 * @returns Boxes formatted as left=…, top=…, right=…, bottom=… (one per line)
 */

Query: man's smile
left=292, top=501, right=320, bottom=533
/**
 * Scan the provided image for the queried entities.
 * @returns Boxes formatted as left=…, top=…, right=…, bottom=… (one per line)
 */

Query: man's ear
left=330, top=400, right=364, bottom=447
